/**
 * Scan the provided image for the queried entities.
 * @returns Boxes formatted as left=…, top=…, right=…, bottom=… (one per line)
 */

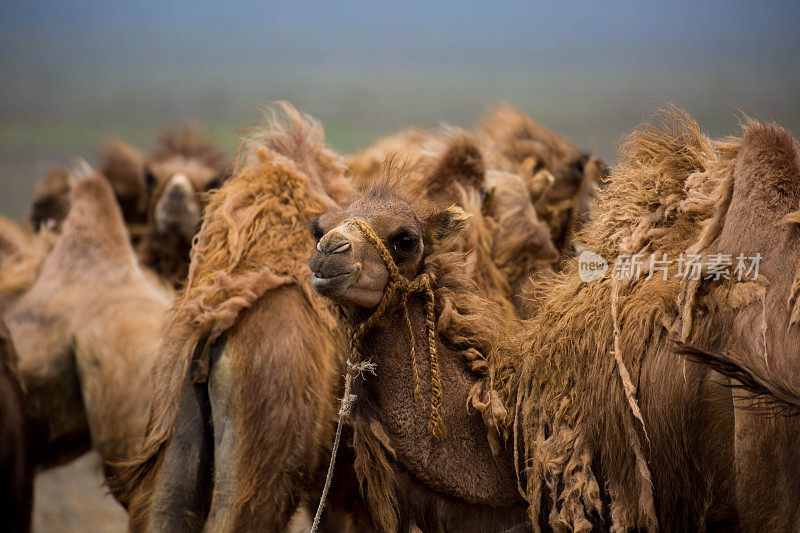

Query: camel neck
left=349, top=293, right=523, bottom=508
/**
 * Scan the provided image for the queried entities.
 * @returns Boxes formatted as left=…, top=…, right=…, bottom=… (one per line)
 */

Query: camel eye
left=390, top=231, right=418, bottom=254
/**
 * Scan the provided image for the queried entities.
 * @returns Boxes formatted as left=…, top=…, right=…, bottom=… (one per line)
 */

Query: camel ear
left=424, top=205, right=471, bottom=249
left=99, top=140, right=147, bottom=223
left=426, top=136, right=485, bottom=199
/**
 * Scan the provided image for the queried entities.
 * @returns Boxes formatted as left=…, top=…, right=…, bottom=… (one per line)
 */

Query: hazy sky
left=1, top=1, right=799, bottom=162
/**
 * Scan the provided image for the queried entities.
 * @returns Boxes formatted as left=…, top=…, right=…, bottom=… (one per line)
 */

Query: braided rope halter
left=311, top=218, right=445, bottom=532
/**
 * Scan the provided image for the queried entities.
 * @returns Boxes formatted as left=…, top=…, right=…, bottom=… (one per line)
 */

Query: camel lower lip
left=310, top=269, right=358, bottom=295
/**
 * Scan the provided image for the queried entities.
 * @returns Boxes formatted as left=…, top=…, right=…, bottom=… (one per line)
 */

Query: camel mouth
left=310, top=267, right=359, bottom=297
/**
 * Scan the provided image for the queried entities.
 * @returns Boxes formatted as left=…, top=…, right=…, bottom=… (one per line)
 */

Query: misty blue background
left=2, top=0, right=799, bottom=218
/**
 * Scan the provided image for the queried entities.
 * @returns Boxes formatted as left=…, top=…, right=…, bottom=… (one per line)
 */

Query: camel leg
left=0, top=345, right=33, bottom=533
left=215, top=288, right=338, bottom=529
left=205, top=344, right=239, bottom=531
left=147, top=375, right=213, bottom=532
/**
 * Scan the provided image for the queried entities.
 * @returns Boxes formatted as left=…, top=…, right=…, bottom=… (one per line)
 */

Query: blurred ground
left=33, top=452, right=126, bottom=533
left=31, top=452, right=313, bottom=532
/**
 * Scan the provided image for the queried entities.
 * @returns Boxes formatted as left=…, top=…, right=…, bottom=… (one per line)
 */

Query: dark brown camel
left=671, top=119, right=800, bottom=531
left=309, top=169, right=531, bottom=531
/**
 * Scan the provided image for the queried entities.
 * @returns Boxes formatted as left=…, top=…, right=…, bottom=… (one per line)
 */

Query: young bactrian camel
left=3, top=173, right=172, bottom=504
left=309, top=169, right=530, bottom=531
left=310, top=108, right=800, bottom=531
left=136, top=125, right=232, bottom=286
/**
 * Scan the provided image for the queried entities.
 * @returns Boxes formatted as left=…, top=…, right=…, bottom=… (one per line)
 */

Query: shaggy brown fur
left=0, top=321, right=32, bottom=533
left=511, top=108, right=743, bottom=531
left=677, top=344, right=800, bottom=415
left=477, top=103, right=607, bottom=257
left=4, top=174, right=172, bottom=501
left=310, top=172, right=529, bottom=531
left=118, top=105, right=364, bottom=531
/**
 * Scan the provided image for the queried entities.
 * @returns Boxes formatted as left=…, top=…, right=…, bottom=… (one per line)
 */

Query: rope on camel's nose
left=310, top=218, right=446, bottom=532
left=348, top=218, right=446, bottom=438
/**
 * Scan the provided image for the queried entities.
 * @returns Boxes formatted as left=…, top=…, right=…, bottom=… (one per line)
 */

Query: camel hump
left=427, top=135, right=486, bottom=196
left=68, top=172, right=128, bottom=235
left=736, top=121, right=800, bottom=201
left=48, top=172, right=138, bottom=281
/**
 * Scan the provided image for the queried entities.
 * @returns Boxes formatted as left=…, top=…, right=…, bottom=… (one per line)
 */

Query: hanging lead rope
left=310, top=359, right=375, bottom=532
left=310, top=218, right=445, bottom=532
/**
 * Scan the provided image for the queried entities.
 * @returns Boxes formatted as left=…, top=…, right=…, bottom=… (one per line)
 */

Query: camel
left=308, top=167, right=530, bottom=531
left=29, top=166, right=73, bottom=231
left=0, top=215, right=55, bottom=319
left=512, top=113, right=800, bottom=531
left=669, top=118, right=800, bottom=531
left=310, top=108, right=800, bottom=531
left=3, top=172, right=173, bottom=504
left=0, top=321, right=32, bottom=532
left=28, top=140, right=147, bottom=234
left=116, top=104, right=360, bottom=532
left=27, top=125, right=231, bottom=286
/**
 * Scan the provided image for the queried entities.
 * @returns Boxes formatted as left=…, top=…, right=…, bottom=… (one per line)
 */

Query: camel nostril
left=317, top=239, right=351, bottom=254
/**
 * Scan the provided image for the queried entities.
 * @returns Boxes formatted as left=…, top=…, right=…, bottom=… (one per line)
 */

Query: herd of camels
left=1, top=101, right=800, bottom=532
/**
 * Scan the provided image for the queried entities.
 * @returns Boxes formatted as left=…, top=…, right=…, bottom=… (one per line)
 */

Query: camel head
left=144, top=125, right=230, bottom=242
left=309, top=187, right=468, bottom=308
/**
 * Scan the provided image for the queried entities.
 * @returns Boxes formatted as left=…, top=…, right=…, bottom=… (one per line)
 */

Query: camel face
left=310, top=189, right=423, bottom=308
left=146, top=156, right=220, bottom=241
